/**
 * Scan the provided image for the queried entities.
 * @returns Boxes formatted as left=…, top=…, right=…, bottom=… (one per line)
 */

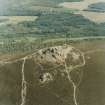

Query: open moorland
left=0, top=39, right=105, bottom=105
left=0, top=0, right=105, bottom=105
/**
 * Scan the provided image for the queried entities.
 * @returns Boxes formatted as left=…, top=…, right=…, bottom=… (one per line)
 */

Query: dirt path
left=20, top=58, right=27, bottom=105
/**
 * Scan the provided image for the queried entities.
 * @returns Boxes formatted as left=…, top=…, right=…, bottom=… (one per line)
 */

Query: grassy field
left=0, top=38, right=105, bottom=105
left=0, top=37, right=105, bottom=60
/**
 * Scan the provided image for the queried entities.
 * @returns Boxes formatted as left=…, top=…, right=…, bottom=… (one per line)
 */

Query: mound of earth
left=34, top=45, right=85, bottom=69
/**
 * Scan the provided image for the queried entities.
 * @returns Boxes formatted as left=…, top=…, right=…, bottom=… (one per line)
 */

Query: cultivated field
left=0, top=16, right=38, bottom=25
left=59, top=0, right=105, bottom=23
